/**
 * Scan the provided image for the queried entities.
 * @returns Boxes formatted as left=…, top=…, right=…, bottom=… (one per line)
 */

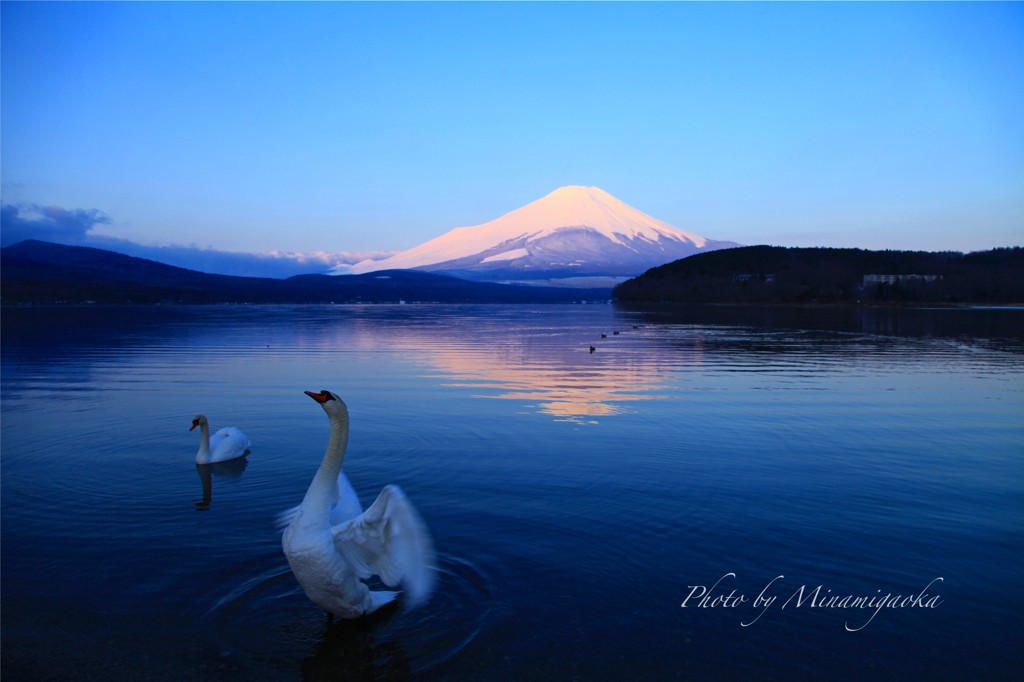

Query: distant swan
left=279, top=390, right=436, bottom=619
left=190, top=415, right=251, bottom=464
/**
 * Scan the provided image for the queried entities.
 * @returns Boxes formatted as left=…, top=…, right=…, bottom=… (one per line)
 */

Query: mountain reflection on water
left=326, top=303, right=1024, bottom=423
left=5, top=303, right=1021, bottom=425
left=362, top=320, right=687, bottom=422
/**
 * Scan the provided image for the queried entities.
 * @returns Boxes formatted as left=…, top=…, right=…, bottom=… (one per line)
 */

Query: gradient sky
left=2, top=1, right=1022, bottom=266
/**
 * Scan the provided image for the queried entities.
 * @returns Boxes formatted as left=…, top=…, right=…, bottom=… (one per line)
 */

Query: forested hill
left=613, top=246, right=1024, bottom=305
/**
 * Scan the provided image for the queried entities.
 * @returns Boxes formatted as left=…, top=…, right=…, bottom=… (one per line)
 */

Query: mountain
left=613, top=245, right=1024, bottom=304
left=332, top=186, right=739, bottom=284
left=0, top=240, right=610, bottom=304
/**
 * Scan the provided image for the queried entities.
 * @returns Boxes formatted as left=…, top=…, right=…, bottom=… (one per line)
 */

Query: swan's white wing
left=330, top=472, right=363, bottom=525
left=274, top=504, right=300, bottom=531
left=210, top=427, right=250, bottom=458
left=332, top=484, right=436, bottom=607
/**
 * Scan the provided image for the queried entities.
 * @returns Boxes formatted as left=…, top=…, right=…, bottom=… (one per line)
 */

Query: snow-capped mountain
left=333, top=186, right=739, bottom=283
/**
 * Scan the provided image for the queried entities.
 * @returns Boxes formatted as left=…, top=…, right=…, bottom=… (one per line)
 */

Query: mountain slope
left=0, top=240, right=609, bottom=304
left=335, top=186, right=739, bottom=281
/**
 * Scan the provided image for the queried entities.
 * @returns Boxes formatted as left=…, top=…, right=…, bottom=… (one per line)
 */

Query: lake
left=2, top=303, right=1022, bottom=680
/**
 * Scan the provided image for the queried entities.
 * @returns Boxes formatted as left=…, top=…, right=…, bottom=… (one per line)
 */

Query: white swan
left=190, top=415, right=251, bottom=464
left=280, top=389, right=436, bottom=619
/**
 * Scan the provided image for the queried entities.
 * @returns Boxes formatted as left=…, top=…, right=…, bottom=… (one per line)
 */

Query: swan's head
left=305, top=389, right=348, bottom=418
left=190, top=415, right=208, bottom=431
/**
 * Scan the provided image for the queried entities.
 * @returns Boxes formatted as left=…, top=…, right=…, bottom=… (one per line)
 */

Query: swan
left=280, top=389, right=436, bottom=619
left=190, top=415, right=251, bottom=464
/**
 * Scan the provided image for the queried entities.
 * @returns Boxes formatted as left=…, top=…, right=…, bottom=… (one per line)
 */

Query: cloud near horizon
left=1, top=203, right=111, bottom=245
left=0, top=203, right=392, bottom=278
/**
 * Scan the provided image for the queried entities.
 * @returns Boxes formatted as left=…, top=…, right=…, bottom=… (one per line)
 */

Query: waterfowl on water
left=190, top=415, right=251, bottom=464
left=279, top=390, right=436, bottom=619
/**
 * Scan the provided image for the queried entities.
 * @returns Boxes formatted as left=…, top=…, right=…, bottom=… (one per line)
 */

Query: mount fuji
left=331, top=186, right=739, bottom=285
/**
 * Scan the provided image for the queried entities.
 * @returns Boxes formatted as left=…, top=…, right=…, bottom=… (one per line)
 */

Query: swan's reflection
left=194, top=458, right=248, bottom=511
left=301, top=604, right=411, bottom=681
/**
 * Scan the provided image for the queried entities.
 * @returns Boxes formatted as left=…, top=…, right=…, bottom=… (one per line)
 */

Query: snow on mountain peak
left=336, top=187, right=733, bottom=278
left=518, top=185, right=708, bottom=246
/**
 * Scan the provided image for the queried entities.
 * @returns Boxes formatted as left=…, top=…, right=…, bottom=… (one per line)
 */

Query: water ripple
left=196, top=553, right=492, bottom=678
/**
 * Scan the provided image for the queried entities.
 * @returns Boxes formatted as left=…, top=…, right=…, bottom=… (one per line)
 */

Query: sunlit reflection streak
left=387, top=336, right=691, bottom=422
left=20, top=309, right=728, bottom=422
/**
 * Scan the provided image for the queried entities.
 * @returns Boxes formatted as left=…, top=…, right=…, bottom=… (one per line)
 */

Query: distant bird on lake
left=613, top=331, right=620, bottom=335
left=601, top=333, right=607, bottom=339
left=190, top=415, right=251, bottom=464
left=279, top=390, right=436, bottom=619
left=589, top=346, right=596, bottom=353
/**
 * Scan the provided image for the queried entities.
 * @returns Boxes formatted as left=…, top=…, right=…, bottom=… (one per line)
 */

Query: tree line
left=613, top=246, right=1024, bottom=305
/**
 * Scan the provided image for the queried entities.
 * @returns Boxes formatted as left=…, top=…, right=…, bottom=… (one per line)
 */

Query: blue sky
left=2, top=1, right=1022, bottom=275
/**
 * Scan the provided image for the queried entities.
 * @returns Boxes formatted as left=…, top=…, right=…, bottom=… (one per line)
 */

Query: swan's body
left=280, top=390, right=435, bottom=619
left=191, top=415, right=251, bottom=464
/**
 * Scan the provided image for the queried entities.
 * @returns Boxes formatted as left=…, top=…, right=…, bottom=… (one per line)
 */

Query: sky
left=2, top=1, right=1022, bottom=276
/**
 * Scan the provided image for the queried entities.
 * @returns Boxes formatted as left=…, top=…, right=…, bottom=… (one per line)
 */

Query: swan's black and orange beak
left=305, top=390, right=336, bottom=404
left=190, top=419, right=200, bottom=431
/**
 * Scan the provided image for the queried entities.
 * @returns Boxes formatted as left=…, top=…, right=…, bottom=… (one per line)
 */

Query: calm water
left=2, top=304, right=1022, bottom=681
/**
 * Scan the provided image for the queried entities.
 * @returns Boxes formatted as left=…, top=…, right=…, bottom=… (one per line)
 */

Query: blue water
left=2, top=304, right=1022, bottom=680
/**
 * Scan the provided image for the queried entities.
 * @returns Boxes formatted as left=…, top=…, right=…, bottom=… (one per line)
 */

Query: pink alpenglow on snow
left=331, top=186, right=739, bottom=282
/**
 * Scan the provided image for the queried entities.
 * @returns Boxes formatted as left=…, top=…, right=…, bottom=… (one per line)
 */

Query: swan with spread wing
left=280, top=390, right=436, bottom=618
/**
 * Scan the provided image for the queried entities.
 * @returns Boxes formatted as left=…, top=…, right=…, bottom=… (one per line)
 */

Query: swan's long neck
left=301, top=405, right=350, bottom=514
left=196, top=422, right=211, bottom=457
